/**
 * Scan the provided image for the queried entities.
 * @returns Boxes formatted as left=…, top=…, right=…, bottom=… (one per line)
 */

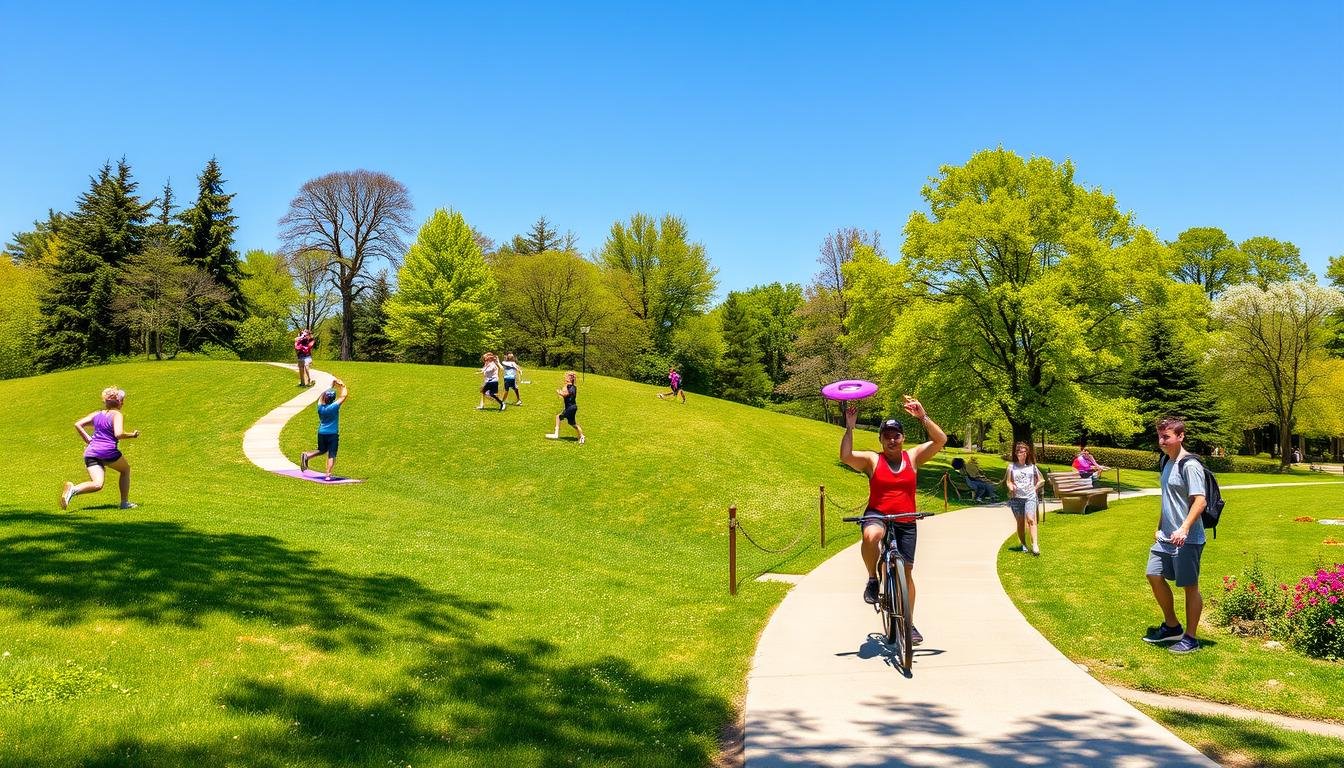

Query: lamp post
left=580, top=326, right=590, bottom=380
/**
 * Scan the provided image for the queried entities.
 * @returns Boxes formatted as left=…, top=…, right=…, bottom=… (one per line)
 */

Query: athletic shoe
left=499, top=402, right=506, bottom=411
left=324, top=475, right=333, bottom=481
left=657, top=394, right=664, bottom=400
left=514, top=401, right=522, bottom=406
left=544, top=433, right=559, bottom=439
left=578, top=435, right=585, bottom=445
left=300, top=454, right=309, bottom=473
left=475, top=405, right=485, bottom=410
left=1142, top=622, right=1184, bottom=644
left=60, top=481, right=73, bottom=510
left=911, top=625, right=924, bottom=646
left=863, top=578, right=879, bottom=605
left=1169, top=635, right=1200, bottom=654
left=1031, top=547, right=1040, bottom=556
left=119, top=502, right=139, bottom=510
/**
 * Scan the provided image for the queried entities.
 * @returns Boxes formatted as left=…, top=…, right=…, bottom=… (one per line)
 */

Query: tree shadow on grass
left=0, top=508, right=495, bottom=651
left=71, top=638, right=731, bottom=768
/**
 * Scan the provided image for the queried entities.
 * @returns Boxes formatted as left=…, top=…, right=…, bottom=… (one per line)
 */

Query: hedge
left=1025, top=445, right=1287, bottom=474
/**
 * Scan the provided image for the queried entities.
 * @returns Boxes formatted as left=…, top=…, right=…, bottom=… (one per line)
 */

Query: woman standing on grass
left=61, top=386, right=141, bottom=510
left=502, top=352, right=523, bottom=406
left=545, top=371, right=585, bottom=445
left=1006, top=441, right=1045, bottom=555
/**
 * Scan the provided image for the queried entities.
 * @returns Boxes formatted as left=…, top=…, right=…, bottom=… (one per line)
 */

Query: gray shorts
left=1147, top=544, right=1203, bottom=588
left=1008, top=498, right=1038, bottom=519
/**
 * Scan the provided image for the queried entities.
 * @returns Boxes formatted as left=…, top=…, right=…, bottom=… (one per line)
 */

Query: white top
left=502, top=360, right=519, bottom=379
left=482, top=361, right=499, bottom=383
left=1008, top=462, right=1042, bottom=501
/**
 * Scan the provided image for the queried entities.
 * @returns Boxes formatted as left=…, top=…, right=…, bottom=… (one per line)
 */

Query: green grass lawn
left=0, top=360, right=965, bottom=767
left=1138, top=705, right=1344, bottom=768
left=999, top=485, right=1344, bottom=723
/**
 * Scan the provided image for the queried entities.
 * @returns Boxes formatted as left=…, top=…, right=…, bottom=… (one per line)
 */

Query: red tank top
left=866, top=450, right=917, bottom=519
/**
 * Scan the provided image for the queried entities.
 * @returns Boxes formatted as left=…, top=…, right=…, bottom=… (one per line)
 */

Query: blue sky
left=2, top=1, right=1340, bottom=295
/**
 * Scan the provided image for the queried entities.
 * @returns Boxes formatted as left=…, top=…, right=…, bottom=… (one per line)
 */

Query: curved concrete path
left=743, top=495, right=1219, bottom=768
left=241, top=363, right=334, bottom=472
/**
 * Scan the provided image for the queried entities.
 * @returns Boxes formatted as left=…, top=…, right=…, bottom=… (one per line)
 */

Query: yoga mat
left=274, top=469, right=364, bottom=485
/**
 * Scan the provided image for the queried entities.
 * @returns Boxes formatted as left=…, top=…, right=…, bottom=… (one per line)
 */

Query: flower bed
left=1214, top=561, right=1344, bottom=660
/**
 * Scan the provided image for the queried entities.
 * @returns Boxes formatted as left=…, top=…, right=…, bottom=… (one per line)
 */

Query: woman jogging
left=61, top=386, right=141, bottom=510
left=294, top=329, right=316, bottom=387
left=839, top=395, right=946, bottom=645
left=502, top=353, right=523, bottom=406
left=657, top=366, right=686, bottom=402
left=300, top=378, right=348, bottom=480
left=1006, top=441, right=1045, bottom=555
left=545, top=371, right=585, bottom=444
left=478, top=352, right=506, bottom=411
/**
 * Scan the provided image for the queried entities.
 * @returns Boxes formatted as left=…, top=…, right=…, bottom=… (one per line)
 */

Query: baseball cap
left=878, top=418, right=904, bottom=435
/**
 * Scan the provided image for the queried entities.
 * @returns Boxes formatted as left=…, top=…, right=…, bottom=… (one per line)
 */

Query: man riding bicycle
left=840, top=396, right=947, bottom=645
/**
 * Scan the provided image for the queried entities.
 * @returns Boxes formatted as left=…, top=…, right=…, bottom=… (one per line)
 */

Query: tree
left=716, top=292, right=772, bottom=405
left=353, top=271, right=397, bottom=362
left=1239, top=236, right=1310, bottom=287
left=237, top=250, right=302, bottom=360
left=741, top=282, right=804, bottom=391
left=278, top=170, right=414, bottom=360
left=111, top=243, right=189, bottom=359
left=1169, top=227, right=1247, bottom=299
left=494, top=249, right=615, bottom=367
left=178, top=158, right=242, bottom=345
left=1323, top=254, right=1344, bottom=358
left=597, top=213, right=716, bottom=355
left=385, top=208, right=500, bottom=364
left=1127, top=314, right=1221, bottom=452
left=859, top=149, right=1153, bottom=446
left=1211, top=281, right=1344, bottom=467
left=5, top=210, right=70, bottom=265
left=287, top=248, right=338, bottom=333
left=0, top=260, right=42, bottom=378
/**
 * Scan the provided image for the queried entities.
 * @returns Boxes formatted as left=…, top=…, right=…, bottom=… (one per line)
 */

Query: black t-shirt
left=563, top=383, right=577, bottom=409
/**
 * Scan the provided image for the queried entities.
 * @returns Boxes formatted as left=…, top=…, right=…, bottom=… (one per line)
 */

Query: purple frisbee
left=821, top=379, right=878, bottom=401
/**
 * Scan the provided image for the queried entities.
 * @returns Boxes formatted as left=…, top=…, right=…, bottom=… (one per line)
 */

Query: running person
left=1006, top=441, right=1045, bottom=555
left=294, top=329, right=316, bottom=387
left=61, top=386, right=141, bottom=510
left=657, top=366, right=686, bottom=403
left=478, top=353, right=506, bottom=411
left=545, top=371, right=585, bottom=444
left=300, top=378, right=348, bottom=480
left=502, top=353, right=523, bottom=406
left=840, top=395, right=947, bottom=645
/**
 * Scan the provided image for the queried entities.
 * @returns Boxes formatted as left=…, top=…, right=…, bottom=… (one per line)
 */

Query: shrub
left=1213, top=560, right=1288, bottom=635
left=1204, top=454, right=1285, bottom=473
left=1033, top=444, right=1160, bottom=471
left=1282, top=564, right=1344, bottom=660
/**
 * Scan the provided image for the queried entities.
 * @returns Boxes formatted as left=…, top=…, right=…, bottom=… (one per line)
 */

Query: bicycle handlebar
left=841, top=512, right=935, bottom=523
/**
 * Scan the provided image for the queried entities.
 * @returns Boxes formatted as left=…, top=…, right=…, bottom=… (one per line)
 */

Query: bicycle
left=842, top=511, right=933, bottom=671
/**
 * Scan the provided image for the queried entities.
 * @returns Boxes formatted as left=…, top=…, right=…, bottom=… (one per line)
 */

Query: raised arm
left=332, top=378, right=349, bottom=405
left=902, top=396, right=946, bottom=466
left=839, top=404, right=876, bottom=475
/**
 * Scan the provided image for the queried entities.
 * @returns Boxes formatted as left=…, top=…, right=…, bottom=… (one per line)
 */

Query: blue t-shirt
left=1155, top=453, right=1207, bottom=553
left=317, top=400, right=341, bottom=435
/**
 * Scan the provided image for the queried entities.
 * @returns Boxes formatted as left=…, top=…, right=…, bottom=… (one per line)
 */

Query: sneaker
left=1169, top=635, right=1200, bottom=654
left=60, top=481, right=74, bottom=510
left=910, top=625, right=924, bottom=646
left=1142, top=622, right=1184, bottom=644
left=475, top=405, right=485, bottom=410
left=119, top=501, right=139, bottom=510
left=578, top=435, right=585, bottom=445
left=657, top=393, right=664, bottom=400
left=544, top=433, right=559, bottom=439
left=300, top=454, right=309, bottom=473
left=1031, top=547, right=1040, bottom=556
left=514, top=401, right=522, bottom=406
left=863, top=578, right=879, bottom=605
left=499, top=402, right=506, bottom=411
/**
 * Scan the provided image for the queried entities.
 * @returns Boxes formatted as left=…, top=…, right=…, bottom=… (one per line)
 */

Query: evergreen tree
left=147, top=179, right=179, bottom=248
left=524, top=216, right=561, bottom=254
left=178, top=158, right=242, bottom=346
left=716, top=292, right=772, bottom=405
left=1128, top=314, right=1221, bottom=452
left=354, top=272, right=397, bottom=361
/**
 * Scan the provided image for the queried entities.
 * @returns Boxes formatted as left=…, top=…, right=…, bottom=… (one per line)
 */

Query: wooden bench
left=1046, top=471, right=1111, bottom=514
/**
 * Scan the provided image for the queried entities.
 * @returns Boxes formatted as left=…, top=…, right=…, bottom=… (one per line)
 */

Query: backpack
left=1159, top=454, right=1225, bottom=538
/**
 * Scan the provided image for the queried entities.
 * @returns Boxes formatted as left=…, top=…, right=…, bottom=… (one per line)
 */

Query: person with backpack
left=1143, top=415, right=1210, bottom=654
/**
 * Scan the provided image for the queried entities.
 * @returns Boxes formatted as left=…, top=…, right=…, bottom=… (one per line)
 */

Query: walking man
left=1143, top=415, right=1206, bottom=654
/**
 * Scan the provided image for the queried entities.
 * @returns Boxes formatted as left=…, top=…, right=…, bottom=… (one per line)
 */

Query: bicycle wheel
left=878, top=560, right=895, bottom=642
left=883, top=559, right=901, bottom=650
left=889, top=558, right=913, bottom=670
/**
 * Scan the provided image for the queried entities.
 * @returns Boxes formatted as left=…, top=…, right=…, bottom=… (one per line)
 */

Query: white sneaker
left=578, top=436, right=585, bottom=445
left=1032, top=547, right=1041, bottom=556
left=544, top=433, right=558, bottom=439
left=60, top=481, right=73, bottom=510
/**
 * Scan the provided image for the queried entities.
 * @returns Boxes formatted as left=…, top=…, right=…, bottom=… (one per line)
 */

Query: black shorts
left=316, top=432, right=339, bottom=458
left=671, top=383, right=681, bottom=394
left=482, top=381, right=499, bottom=395
left=84, top=451, right=122, bottom=468
left=858, top=514, right=919, bottom=565
left=503, top=378, right=518, bottom=392
left=560, top=405, right=578, bottom=425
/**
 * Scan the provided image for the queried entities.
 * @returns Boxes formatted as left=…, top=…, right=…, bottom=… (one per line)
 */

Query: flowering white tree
left=1212, top=281, right=1344, bottom=466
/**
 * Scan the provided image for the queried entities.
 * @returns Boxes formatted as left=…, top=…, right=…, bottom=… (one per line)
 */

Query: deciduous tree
left=494, top=249, right=615, bottom=367
left=1169, top=227, right=1246, bottom=299
left=237, top=250, right=301, bottom=360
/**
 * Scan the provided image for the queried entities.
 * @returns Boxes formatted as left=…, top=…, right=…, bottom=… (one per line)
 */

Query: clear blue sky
left=2, top=1, right=1341, bottom=295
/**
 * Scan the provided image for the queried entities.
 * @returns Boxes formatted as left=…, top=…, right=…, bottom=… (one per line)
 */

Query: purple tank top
left=84, top=411, right=120, bottom=459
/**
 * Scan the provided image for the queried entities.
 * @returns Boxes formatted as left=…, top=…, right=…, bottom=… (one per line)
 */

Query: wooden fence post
left=729, top=505, right=737, bottom=596
left=819, top=485, right=826, bottom=548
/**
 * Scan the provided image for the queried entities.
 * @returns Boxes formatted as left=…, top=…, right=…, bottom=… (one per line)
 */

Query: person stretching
left=657, top=366, right=686, bottom=403
left=545, top=371, right=585, bottom=445
left=301, top=378, right=348, bottom=480
left=478, top=352, right=506, bottom=411
left=294, top=329, right=316, bottom=387
left=62, top=386, right=141, bottom=510
left=502, top=352, right=523, bottom=406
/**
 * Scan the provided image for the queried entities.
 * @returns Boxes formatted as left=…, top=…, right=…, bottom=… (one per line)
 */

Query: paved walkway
left=744, top=479, right=1344, bottom=766
left=241, top=363, right=333, bottom=472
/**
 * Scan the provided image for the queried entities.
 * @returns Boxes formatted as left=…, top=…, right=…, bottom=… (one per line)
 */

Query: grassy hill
left=0, top=360, right=963, bottom=767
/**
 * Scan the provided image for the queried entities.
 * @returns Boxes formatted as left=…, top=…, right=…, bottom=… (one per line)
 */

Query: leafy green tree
left=742, top=282, right=804, bottom=392
left=237, top=250, right=301, bottom=360
left=1127, top=313, right=1222, bottom=452
left=178, top=158, right=242, bottom=345
left=716, top=292, right=772, bottom=405
left=353, top=271, right=397, bottom=362
left=1324, top=254, right=1344, bottom=358
left=0, top=260, right=42, bottom=378
left=668, top=314, right=724, bottom=394
left=1212, top=281, right=1344, bottom=467
left=386, top=208, right=501, bottom=364
left=1239, top=236, right=1311, bottom=287
left=279, top=170, right=414, bottom=360
left=597, top=213, right=717, bottom=355
left=5, top=210, right=70, bottom=265
left=858, top=149, right=1154, bottom=446
left=1169, top=227, right=1247, bottom=299
left=494, top=249, right=615, bottom=367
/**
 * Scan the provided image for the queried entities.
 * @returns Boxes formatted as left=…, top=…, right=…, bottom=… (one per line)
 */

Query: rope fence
left=727, top=485, right=870, bottom=595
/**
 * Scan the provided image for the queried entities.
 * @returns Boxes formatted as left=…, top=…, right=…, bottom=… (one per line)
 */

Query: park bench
left=1046, top=471, right=1111, bottom=514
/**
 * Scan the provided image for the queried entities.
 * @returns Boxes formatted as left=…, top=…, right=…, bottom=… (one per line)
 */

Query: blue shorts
left=1147, top=544, right=1203, bottom=588
left=315, top=432, right=339, bottom=458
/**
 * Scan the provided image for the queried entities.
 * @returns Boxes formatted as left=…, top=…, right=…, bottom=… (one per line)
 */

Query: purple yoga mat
left=274, top=469, right=364, bottom=485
